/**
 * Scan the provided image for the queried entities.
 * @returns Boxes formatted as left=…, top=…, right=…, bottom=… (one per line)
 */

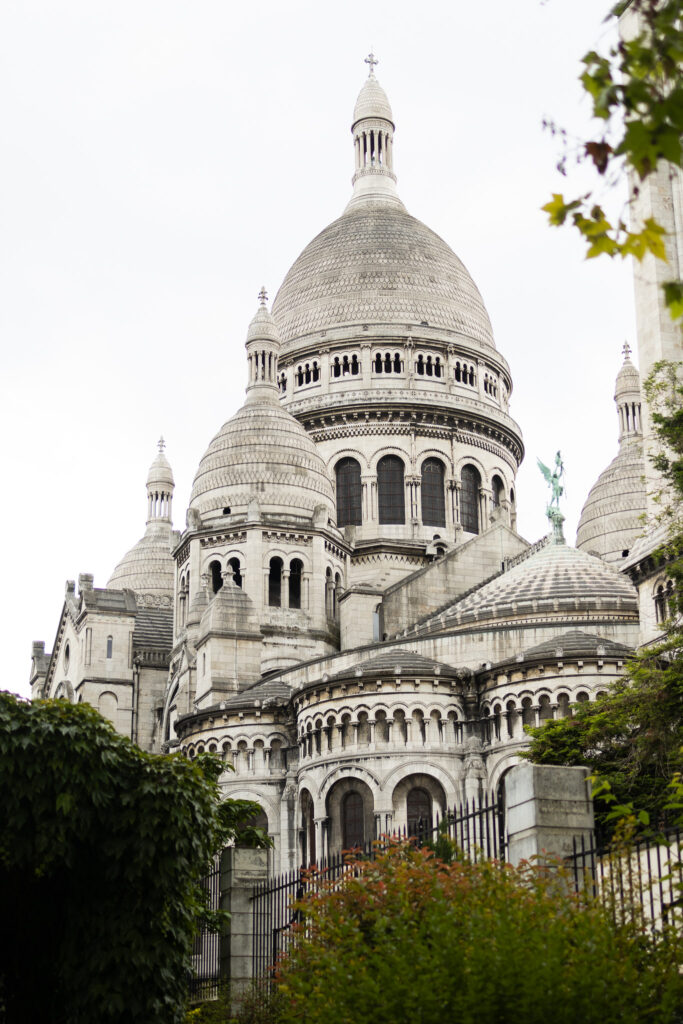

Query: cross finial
left=364, top=51, right=378, bottom=77
left=622, top=340, right=632, bottom=360
left=157, top=435, right=166, bottom=453
left=258, top=286, right=268, bottom=306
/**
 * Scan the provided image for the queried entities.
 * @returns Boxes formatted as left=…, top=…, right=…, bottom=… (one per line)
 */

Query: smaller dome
left=615, top=350, right=640, bottom=400
left=353, top=73, right=394, bottom=125
left=247, top=289, right=280, bottom=345
left=576, top=440, right=646, bottom=564
left=107, top=522, right=175, bottom=598
left=147, top=440, right=174, bottom=489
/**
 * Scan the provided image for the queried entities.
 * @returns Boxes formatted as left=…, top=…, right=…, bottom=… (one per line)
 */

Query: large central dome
left=272, top=202, right=495, bottom=350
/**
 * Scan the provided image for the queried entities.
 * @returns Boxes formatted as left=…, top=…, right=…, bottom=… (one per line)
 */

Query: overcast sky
left=1, top=0, right=638, bottom=699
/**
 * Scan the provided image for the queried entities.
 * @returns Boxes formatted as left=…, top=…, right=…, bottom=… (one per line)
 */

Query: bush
left=273, top=841, right=683, bottom=1024
left=0, top=693, right=263, bottom=1024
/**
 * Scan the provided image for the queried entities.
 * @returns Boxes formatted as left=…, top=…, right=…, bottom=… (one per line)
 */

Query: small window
left=407, top=787, right=432, bottom=835
left=210, top=560, right=223, bottom=594
left=106, top=636, right=113, bottom=659
left=336, top=457, right=362, bottom=527
left=289, top=559, right=303, bottom=609
left=228, top=557, right=242, bottom=588
left=268, top=557, right=283, bottom=607
left=491, top=475, right=504, bottom=509
left=64, top=642, right=70, bottom=672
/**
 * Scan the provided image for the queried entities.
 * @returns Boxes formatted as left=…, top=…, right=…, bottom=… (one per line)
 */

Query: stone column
left=220, top=848, right=269, bottom=1000
left=505, top=763, right=594, bottom=865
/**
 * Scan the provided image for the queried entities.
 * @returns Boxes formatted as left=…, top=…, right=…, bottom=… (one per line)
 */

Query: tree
left=543, top=0, right=683, bottom=321
left=272, top=841, right=683, bottom=1024
left=0, top=692, right=266, bottom=1024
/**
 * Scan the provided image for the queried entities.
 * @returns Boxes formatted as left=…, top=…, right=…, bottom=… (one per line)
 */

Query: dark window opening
left=336, top=457, right=362, bottom=526
left=351, top=354, right=359, bottom=375
left=342, top=791, right=364, bottom=849
left=407, top=787, right=432, bottom=835
left=421, top=458, right=446, bottom=527
left=374, top=353, right=383, bottom=373
left=289, top=559, right=303, bottom=609
left=210, top=559, right=223, bottom=594
left=268, top=557, right=283, bottom=607
left=106, top=635, right=113, bottom=659
left=228, top=557, right=242, bottom=587
left=378, top=455, right=405, bottom=525
left=492, top=475, right=504, bottom=509
left=460, top=465, right=481, bottom=534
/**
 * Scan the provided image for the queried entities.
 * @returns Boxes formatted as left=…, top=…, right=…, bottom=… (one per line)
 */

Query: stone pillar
left=505, top=763, right=594, bottom=865
left=220, top=848, right=269, bottom=999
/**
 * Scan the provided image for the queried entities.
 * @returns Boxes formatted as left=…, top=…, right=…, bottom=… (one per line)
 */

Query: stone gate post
left=220, top=847, right=269, bottom=998
left=504, top=763, right=594, bottom=864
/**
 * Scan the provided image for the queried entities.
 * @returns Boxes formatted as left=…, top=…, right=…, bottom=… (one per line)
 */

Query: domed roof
left=189, top=400, right=335, bottom=521
left=272, top=203, right=495, bottom=349
left=576, top=439, right=646, bottom=564
left=147, top=442, right=174, bottom=489
left=353, top=74, right=393, bottom=124
left=407, top=537, right=638, bottom=637
left=107, top=522, right=175, bottom=598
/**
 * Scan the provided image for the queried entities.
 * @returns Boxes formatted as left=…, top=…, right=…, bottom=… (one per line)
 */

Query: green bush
left=0, top=693, right=263, bottom=1024
left=272, top=841, right=683, bottom=1024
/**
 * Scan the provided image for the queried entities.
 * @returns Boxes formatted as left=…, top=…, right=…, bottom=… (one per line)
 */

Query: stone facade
left=31, top=60, right=657, bottom=876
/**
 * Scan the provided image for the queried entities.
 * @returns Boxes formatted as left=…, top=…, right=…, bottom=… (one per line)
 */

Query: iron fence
left=251, top=792, right=505, bottom=980
left=567, top=826, right=683, bottom=936
left=188, top=858, right=222, bottom=1002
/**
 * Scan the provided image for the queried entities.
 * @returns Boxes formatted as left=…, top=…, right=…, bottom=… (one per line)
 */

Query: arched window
left=667, top=580, right=676, bottom=617
left=228, top=557, right=242, bottom=588
left=289, top=559, right=303, bottom=609
left=106, top=636, right=113, bottom=659
left=332, top=356, right=341, bottom=378
left=491, top=475, right=504, bottom=508
left=407, top=787, right=432, bottom=836
left=393, top=353, right=401, bottom=373
left=455, top=361, right=461, bottom=382
left=421, top=459, right=446, bottom=527
left=351, top=354, right=360, bottom=375
left=336, top=458, right=362, bottom=527
left=460, top=465, right=481, bottom=534
left=342, top=791, right=364, bottom=849
left=210, top=559, right=223, bottom=594
left=374, top=353, right=383, bottom=373
left=378, top=455, right=405, bottom=525
left=334, top=572, right=342, bottom=620
left=268, top=557, right=283, bottom=607
left=655, top=584, right=667, bottom=623
left=301, top=791, right=316, bottom=866
left=416, top=354, right=425, bottom=375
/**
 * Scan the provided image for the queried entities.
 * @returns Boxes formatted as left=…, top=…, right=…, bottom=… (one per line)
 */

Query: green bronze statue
left=537, top=451, right=566, bottom=540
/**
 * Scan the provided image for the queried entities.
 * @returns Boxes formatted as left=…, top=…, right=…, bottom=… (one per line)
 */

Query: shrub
left=273, top=840, right=683, bottom=1024
left=0, top=693, right=263, bottom=1024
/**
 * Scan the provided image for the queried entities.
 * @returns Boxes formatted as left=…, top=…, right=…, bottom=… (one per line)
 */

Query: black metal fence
left=567, top=826, right=683, bottom=936
left=251, top=792, right=505, bottom=980
left=188, top=858, right=222, bottom=1002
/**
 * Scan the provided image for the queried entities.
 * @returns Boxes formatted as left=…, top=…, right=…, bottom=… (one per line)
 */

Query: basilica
left=29, top=54, right=682, bottom=874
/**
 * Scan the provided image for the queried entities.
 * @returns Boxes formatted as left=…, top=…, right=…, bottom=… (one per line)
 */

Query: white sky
left=1, top=1, right=638, bottom=699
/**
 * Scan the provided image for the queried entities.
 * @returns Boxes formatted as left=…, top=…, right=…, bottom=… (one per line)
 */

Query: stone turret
left=576, top=344, right=646, bottom=564
left=346, top=52, right=401, bottom=210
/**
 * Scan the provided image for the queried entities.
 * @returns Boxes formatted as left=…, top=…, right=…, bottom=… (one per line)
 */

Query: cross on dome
left=364, top=51, right=378, bottom=77
left=157, top=436, right=166, bottom=453
left=258, top=286, right=268, bottom=306
left=622, top=340, right=632, bottom=360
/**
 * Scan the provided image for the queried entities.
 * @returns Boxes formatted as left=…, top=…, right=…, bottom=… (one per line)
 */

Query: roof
left=133, top=606, right=174, bottom=652
left=81, top=588, right=138, bottom=614
left=353, top=73, right=394, bottom=124
left=272, top=203, right=495, bottom=350
left=107, top=521, right=175, bottom=597
left=521, top=630, right=632, bottom=661
left=220, top=675, right=295, bottom=710
left=330, top=648, right=460, bottom=680
left=575, top=438, right=647, bottom=564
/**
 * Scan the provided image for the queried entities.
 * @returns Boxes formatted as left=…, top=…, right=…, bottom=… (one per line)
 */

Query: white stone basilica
left=30, top=56, right=682, bottom=873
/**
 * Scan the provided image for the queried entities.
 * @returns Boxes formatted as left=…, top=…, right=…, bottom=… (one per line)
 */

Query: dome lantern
left=245, top=287, right=281, bottom=404
left=615, top=342, right=643, bottom=442
left=146, top=436, right=174, bottom=525
left=347, top=54, right=402, bottom=210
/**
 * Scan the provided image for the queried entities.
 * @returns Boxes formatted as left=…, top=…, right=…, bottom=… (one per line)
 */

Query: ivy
left=0, top=693, right=266, bottom=1024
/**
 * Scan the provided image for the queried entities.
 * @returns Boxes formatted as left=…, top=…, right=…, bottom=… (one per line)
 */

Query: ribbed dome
left=107, top=522, right=175, bottom=598
left=189, top=401, right=335, bottom=521
left=407, top=538, right=638, bottom=637
left=576, top=439, right=646, bottom=564
left=615, top=356, right=640, bottom=398
left=147, top=449, right=174, bottom=489
left=272, top=203, right=495, bottom=349
left=353, top=75, right=393, bottom=124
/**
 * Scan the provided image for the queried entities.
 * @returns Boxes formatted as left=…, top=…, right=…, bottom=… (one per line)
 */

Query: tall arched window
left=378, top=455, right=405, bottom=525
left=407, top=787, right=432, bottom=835
left=268, top=557, right=283, bottom=607
left=460, top=465, right=481, bottom=534
left=289, top=559, right=303, bottom=609
left=491, top=475, right=504, bottom=509
left=421, top=458, right=446, bottom=527
left=209, top=559, right=223, bottom=594
left=336, top=458, right=362, bottom=527
left=342, top=791, right=364, bottom=849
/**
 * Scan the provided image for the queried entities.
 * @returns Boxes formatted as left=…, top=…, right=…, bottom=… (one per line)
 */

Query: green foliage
left=0, top=692, right=265, bottom=1024
left=543, top=0, right=683, bottom=321
left=272, top=841, right=683, bottom=1024
left=524, top=632, right=683, bottom=837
